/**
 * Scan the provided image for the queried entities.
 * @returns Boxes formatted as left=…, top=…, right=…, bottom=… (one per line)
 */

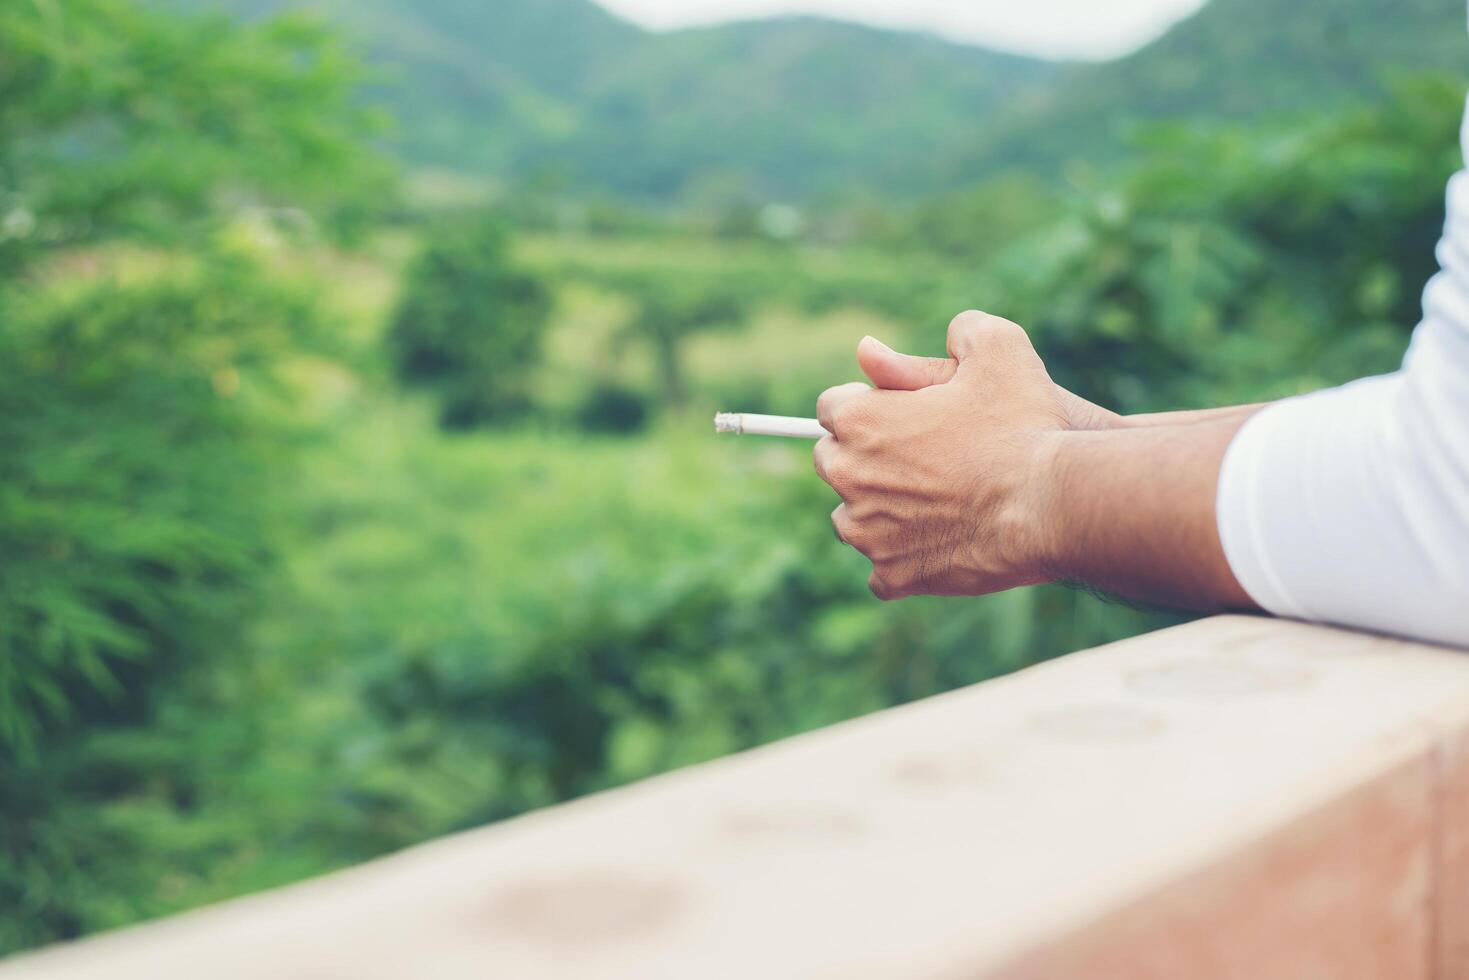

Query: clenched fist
left=813, top=311, right=1072, bottom=600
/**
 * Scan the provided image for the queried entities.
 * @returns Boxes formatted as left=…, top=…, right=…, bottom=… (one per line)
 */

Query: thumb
left=856, top=335, right=956, bottom=391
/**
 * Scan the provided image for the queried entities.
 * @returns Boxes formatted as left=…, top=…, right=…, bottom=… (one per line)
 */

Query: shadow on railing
left=4, top=616, right=1468, bottom=980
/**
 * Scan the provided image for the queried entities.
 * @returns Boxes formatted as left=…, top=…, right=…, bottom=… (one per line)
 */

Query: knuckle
left=818, top=383, right=875, bottom=434
left=949, top=309, right=1028, bottom=349
left=833, top=398, right=873, bottom=435
left=948, top=309, right=990, bottom=333
left=823, top=454, right=854, bottom=490
left=816, top=386, right=839, bottom=411
left=989, top=317, right=1029, bottom=348
left=832, top=508, right=865, bottom=549
left=868, top=572, right=899, bottom=602
left=834, top=505, right=857, bottom=537
left=812, top=437, right=835, bottom=479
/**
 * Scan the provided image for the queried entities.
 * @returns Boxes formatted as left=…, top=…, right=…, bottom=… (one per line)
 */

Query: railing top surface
left=5, top=616, right=1469, bottom=979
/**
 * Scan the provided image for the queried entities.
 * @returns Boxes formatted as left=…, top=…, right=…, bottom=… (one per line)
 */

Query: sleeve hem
left=1215, top=405, right=1311, bottom=621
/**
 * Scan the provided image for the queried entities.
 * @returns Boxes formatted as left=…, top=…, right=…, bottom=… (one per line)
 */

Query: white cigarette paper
left=714, top=413, right=827, bottom=440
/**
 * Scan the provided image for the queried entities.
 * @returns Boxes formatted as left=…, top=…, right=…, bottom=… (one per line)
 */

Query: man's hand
left=814, top=311, right=1261, bottom=611
left=850, top=324, right=1265, bottom=432
left=814, top=311, right=1070, bottom=600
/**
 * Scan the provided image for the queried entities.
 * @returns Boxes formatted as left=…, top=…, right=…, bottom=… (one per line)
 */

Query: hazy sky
left=594, top=0, right=1209, bottom=60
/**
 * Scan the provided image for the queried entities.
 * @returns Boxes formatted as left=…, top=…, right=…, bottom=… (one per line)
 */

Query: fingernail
left=863, top=335, right=892, bottom=353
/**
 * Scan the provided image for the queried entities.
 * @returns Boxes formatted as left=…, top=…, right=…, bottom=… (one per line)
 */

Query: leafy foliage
left=613, top=275, right=748, bottom=407
left=0, top=254, right=318, bottom=759
left=275, top=420, right=1144, bottom=840
left=0, top=254, right=331, bottom=948
left=387, top=213, right=553, bottom=427
left=0, top=0, right=383, bottom=952
left=0, top=0, right=390, bottom=276
left=1001, top=74, right=1465, bottom=413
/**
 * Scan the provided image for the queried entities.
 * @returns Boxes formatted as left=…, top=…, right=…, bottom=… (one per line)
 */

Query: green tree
left=388, top=213, right=553, bottom=428
left=0, top=0, right=389, bottom=279
left=0, top=254, right=332, bottom=948
left=0, top=0, right=386, bottom=950
left=619, top=275, right=747, bottom=407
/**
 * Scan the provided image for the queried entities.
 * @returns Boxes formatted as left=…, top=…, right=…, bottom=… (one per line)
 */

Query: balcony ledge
left=5, top=615, right=1469, bottom=979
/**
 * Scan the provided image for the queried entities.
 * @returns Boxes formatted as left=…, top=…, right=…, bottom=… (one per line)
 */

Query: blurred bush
left=615, top=275, right=749, bottom=408
left=387, top=213, right=553, bottom=428
left=0, top=253, right=330, bottom=947
left=0, top=0, right=387, bottom=951
left=0, top=253, right=319, bottom=759
left=283, top=424, right=1146, bottom=841
left=575, top=383, right=650, bottom=434
left=994, top=73, right=1466, bottom=413
left=0, top=0, right=391, bottom=279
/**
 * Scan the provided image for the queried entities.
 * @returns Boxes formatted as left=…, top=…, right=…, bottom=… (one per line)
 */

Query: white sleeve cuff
left=1215, top=399, right=1319, bottom=621
left=1215, top=374, right=1469, bottom=647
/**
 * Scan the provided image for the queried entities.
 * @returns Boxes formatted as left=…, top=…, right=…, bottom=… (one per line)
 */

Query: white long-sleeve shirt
left=1215, top=97, right=1469, bottom=649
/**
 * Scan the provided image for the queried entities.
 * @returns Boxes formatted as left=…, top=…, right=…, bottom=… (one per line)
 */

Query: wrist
left=1013, top=419, right=1258, bottom=611
left=1009, top=429, right=1075, bottom=586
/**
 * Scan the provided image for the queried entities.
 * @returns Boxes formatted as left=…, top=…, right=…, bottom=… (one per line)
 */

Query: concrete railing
left=5, top=615, right=1469, bottom=979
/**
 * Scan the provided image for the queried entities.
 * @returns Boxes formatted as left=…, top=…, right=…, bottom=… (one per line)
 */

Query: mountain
left=956, top=0, right=1469, bottom=179
left=568, top=17, right=1065, bottom=199
left=176, top=0, right=1059, bottom=199
left=185, top=0, right=643, bottom=178
left=180, top=0, right=1468, bottom=200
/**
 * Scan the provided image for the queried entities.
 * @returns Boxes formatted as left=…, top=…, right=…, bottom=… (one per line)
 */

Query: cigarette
left=714, top=413, right=827, bottom=440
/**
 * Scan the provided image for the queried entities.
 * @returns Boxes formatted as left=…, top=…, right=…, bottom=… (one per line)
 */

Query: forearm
left=1121, top=403, right=1269, bottom=429
left=1062, top=390, right=1268, bottom=431
left=1033, top=414, right=1264, bottom=612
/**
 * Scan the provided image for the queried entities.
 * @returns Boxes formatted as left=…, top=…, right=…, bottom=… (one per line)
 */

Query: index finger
left=816, top=382, right=870, bottom=438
